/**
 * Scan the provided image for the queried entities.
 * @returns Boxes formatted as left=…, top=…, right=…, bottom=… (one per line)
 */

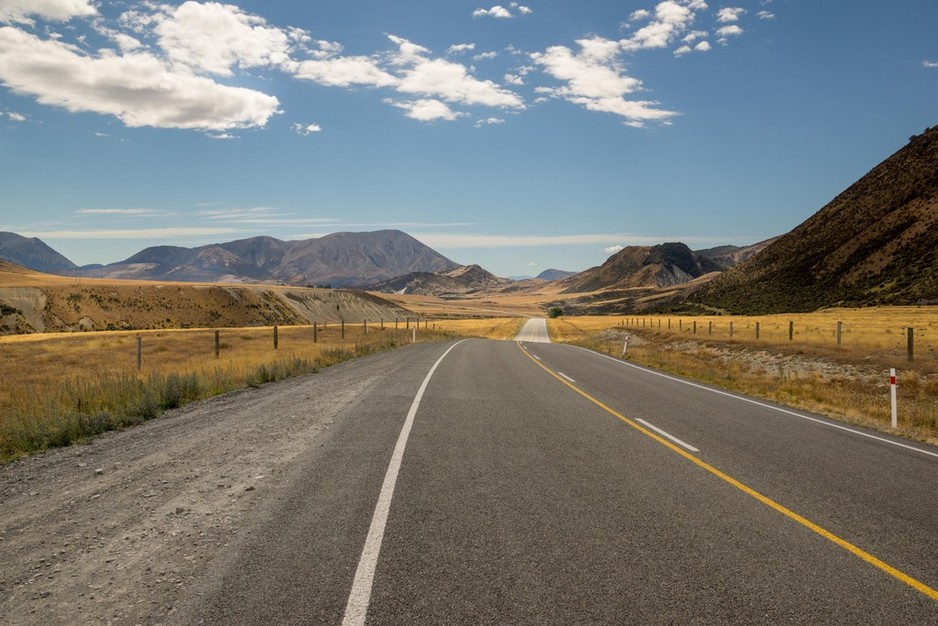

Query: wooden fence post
left=215, top=330, right=220, bottom=358
left=908, top=327, right=914, bottom=361
left=729, top=321, right=734, bottom=338
left=137, top=336, right=142, bottom=372
left=756, top=321, right=760, bottom=340
left=313, top=322, right=318, bottom=343
left=341, top=320, right=345, bottom=339
left=363, top=320, right=367, bottom=335
left=789, top=320, right=794, bottom=341
left=273, top=325, right=278, bottom=350
left=836, top=321, right=842, bottom=346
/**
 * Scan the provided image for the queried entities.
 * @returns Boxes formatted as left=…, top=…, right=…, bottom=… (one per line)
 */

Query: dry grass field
left=549, top=308, right=938, bottom=443
left=0, top=323, right=448, bottom=462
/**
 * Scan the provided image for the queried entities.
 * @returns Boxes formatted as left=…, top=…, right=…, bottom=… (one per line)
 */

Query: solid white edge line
left=558, top=371, right=576, bottom=383
left=342, top=339, right=469, bottom=626
left=636, top=418, right=700, bottom=453
left=570, top=345, right=938, bottom=460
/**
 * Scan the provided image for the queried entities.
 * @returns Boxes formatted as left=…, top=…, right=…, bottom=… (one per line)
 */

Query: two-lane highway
left=176, top=329, right=938, bottom=624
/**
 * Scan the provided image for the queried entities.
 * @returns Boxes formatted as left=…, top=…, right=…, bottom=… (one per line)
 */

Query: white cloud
left=473, top=51, right=498, bottom=61
left=4, top=110, right=25, bottom=121
left=474, top=116, right=504, bottom=128
left=756, top=10, right=775, bottom=20
left=628, top=9, right=651, bottom=22
left=152, top=1, right=294, bottom=77
left=716, top=7, right=745, bottom=23
left=604, top=245, right=624, bottom=254
left=673, top=45, right=691, bottom=57
left=415, top=233, right=664, bottom=249
left=386, top=98, right=466, bottom=122
left=76, top=208, right=173, bottom=216
left=922, top=60, right=938, bottom=68
left=473, top=5, right=513, bottom=19
left=292, top=122, right=322, bottom=135
left=21, top=227, right=240, bottom=239
left=621, top=0, right=704, bottom=52
left=0, top=0, right=96, bottom=25
left=716, top=24, right=743, bottom=41
left=694, top=40, right=711, bottom=52
left=291, top=55, right=398, bottom=88
left=0, top=26, right=282, bottom=131
left=683, top=30, right=708, bottom=43
left=389, top=35, right=524, bottom=110
left=447, top=43, right=475, bottom=55
left=532, top=36, right=675, bottom=126
left=514, top=5, right=533, bottom=15
left=504, top=73, right=524, bottom=86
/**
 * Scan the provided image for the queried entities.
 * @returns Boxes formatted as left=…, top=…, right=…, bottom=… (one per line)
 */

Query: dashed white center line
left=532, top=354, right=541, bottom=361
left=636, top=418, right=700, bottom=453
left=558, top=371, right=576, bottom=383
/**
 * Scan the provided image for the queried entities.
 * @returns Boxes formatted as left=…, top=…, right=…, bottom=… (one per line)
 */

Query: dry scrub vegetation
left=549, top=307, right=938, bottom=444
left=0, top=323, right=454, bottom=462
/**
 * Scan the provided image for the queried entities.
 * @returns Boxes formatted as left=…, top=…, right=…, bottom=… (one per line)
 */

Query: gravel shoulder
left=0, top=345, right=429, bottom=625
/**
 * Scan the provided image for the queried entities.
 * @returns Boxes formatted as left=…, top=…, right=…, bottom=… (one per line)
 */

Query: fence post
left=137, top=336, right=142, bottom=372
left=789, top=320, right=794, bottom=341
left=693, top=321, right=696, bottom=334
left=363, top=320, right=367, bottom=335
left=313, top=322, right=318, bottom=343
left=215, top=330, right=220, bottom=358
left=341, top=320, right=345, bottom=339
left=907, top=327, right=914, bottom=362
left=679, top=320, right=683, bottom=332
left=406, top=318, right=410, bottom=329
left=836, top=321, right=842, bottom=346
left=756, top=321, right=760, bottom=340
left=708, top=321, right=712, bottom=336
left=890, top=368, right=898, bottom=428
left=729, top=321, right=734, bottom=338
left=668, top=319, right=671, bottom=330
left=381, top=318, right=384, bottom=330
left=274, top=325, right=279, bottom=350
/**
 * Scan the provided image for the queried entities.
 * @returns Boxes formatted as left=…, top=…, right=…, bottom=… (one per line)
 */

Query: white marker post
left=412, top=327, right=416, bottom=344
left=890, top=368, right=898, bottom=429
left=622, top=335, right=630, bottom=357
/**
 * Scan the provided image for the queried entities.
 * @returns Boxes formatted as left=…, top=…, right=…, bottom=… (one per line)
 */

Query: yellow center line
left=516, top=342, right=938, bottom=602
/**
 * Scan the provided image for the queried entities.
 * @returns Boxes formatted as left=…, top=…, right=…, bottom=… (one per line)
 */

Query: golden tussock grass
left=0, top=323, right=451, bottom=462
left=549, top=308, right=938, bottom=444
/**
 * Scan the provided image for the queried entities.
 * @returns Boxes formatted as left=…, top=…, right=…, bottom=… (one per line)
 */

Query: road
left=3, top=332, right=937, bottom=624
left=177, top=335, right=938, bottom=623
left=513, top=317, right=550, bottom=343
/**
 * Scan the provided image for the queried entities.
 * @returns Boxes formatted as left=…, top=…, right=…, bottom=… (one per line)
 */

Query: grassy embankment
left=0, top=322, right=468, bottom=462
left=549, top=308, right=938, bottom=443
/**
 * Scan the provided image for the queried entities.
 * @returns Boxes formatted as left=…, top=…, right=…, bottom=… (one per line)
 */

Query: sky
left=0, top=1, right=936, bottom=277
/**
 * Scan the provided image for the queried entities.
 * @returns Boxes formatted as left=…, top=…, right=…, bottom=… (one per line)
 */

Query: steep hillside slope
left=0, top=232, right=77, bottom=274
left=560, top=242, right=721, bottom=294
left=692, top=126, right=938, bottom=313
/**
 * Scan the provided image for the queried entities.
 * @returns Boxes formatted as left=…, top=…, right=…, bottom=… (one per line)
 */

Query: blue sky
left=1, top=1, right=936, bottom=276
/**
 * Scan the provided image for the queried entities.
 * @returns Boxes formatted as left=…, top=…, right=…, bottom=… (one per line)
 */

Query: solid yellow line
left=516, top=342, right=938, bottom=602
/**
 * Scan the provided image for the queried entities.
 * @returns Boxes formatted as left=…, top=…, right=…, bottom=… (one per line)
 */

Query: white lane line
left=573, top=345, right=938, bottom=460
left=636, top=418, right=700, bottom=453
left=342, top=339, right=468, bottom=626
left=532, top=354, right=541, bottom=361
left=558, top=371, right=576, bottom=383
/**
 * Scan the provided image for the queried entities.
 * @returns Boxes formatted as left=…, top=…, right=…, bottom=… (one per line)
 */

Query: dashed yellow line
left=516, top=342, right=938, bottom=602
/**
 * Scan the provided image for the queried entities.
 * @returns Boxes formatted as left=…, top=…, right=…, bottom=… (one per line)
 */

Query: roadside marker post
left=890, top=368, right=898, bottom=429
left=622, top=335, right=630, bottom=357
left=412, top=327, right=416, bottom=344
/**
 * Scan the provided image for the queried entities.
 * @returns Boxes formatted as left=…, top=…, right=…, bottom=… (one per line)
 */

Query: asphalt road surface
left=175, top=334, right=938, bottom=624
left=514, top=318, right=550, bottom=343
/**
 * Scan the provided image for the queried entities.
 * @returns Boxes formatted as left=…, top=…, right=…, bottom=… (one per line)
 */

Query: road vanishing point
left=4, top=319, right=938, bottom=624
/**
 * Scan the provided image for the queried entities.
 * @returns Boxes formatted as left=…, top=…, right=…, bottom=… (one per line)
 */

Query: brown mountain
left=0, top=232, right=77, bottom=274
left=691, top=126, right=938, bottom=313
left=559, top=242, right=723, bottom=294
left=369, top=264, right=507, bottom=296
left=84, top=230, right=458, bottom=287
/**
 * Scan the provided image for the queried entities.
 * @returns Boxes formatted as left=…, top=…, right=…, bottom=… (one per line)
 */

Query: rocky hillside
left=691, top=126, right=938, bottom=313
left=369, top=264, right=507, bottom=296
left=0, top=232, right=77, bottom=274
left=83, top=230, right=459, bottom=288
left=536, top=268, right=576, bottom=281
left=559, top=242, right=722, bottom=294
left=0, top=264, right=410, bottom=335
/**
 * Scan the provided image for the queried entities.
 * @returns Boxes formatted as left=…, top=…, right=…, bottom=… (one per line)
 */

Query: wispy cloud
left=75, top=208, right=174, bottom=217
left=923, top=60, right=938, bottom=68
left=19, top=227, right=240, bottom=239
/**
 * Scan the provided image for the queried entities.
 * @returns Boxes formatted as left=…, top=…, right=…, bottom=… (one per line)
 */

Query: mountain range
left=3, top=125, right=935, bottom=314
left=80, top=230, right=459, bottom=288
